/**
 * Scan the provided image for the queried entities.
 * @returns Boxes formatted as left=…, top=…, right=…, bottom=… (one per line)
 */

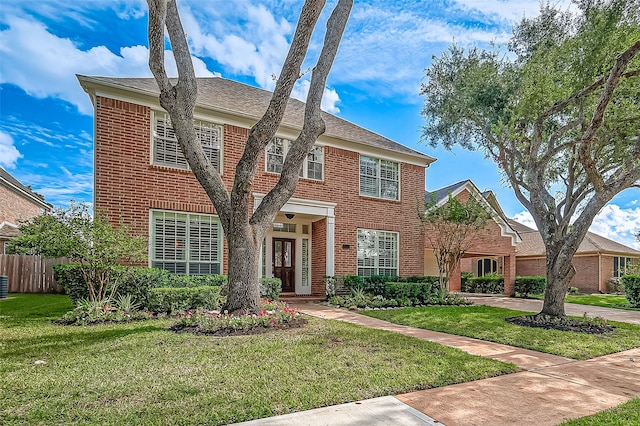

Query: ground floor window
left=477, top=258, right=498, bottom=276
left=613, top=256, right=633, bottom=278
left=151, top=210, right=222, bottom=275
left=357, top=229, right=398, bottom=277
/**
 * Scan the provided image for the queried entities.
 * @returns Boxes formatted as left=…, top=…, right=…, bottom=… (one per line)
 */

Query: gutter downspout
left=598, top=252, right=603, bottom=293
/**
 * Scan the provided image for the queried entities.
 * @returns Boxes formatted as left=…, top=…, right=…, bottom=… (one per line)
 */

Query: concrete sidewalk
left=231, top=303, right=640, bottom=426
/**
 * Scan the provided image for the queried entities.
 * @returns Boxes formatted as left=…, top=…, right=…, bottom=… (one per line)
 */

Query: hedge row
left=148, top=286, right=222, bottom=313
left=461, top=275, right=504, bottom=294
left=342, top=275, right=441, bottom=295
left=515, top=276, right=546, bottom=297
left=622, top=275, right=640, bottom=307
left=382, top=281, right=442, bottom=305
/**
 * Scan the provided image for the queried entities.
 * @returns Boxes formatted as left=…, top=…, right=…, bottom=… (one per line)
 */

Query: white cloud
left=512, top=204, right=640, bottom=250
left=590, top=204, right=640, bottom=250
left=0, top=16, right=217, bottom=115
left=0, top=131, right=23, bottom=169
left=290, top=80, right=341, bottom=114
left=511, top=210, right=536, bottom=229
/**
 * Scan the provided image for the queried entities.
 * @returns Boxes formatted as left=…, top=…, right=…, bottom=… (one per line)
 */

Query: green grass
left=564, top=294, right=640, bottom=311
left=362, top=305, right=640, bottom=360
left=0, top=294, right=516, bottom=425
left=559, top=398, right=640, bottom=425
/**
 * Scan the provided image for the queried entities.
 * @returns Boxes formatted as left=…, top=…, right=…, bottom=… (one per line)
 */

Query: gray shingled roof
left=78, top=76, right=434, bottom=161
left=508, top=219, right=640, bottom=256
left=425, top=179, right=471, bottom=203
left=0, top=167, right=48, bottom=208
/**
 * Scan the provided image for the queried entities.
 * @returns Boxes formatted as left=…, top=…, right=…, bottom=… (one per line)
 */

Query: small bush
left=53, top=264, right=169, bottom=308
left=56, top=298, right=154, bottom=326
left=259, top=277, right=282, bottom=301
left=165, top=274, right=228, bottom=288
left=400, top=275, right=441, bottom=286
left=515, top=276, right=546, bottom=298
left=343, top=275, right=364, bottom=291
left=461, top=271, right=473, bottom=289
left=148, top=286, right=222, bottom=314
left=363, top=275, right=395, bottom=295
left=567, top=286, right=580, bottom=295
left=622, top=275, right=640, bottom=307
left=463, top=274, right=504, bottom=294
left=383, top=282, right=441, bottom=305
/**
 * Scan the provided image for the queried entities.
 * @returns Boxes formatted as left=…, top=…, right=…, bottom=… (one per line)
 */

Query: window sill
left=358, top=194, right=401, bottom=203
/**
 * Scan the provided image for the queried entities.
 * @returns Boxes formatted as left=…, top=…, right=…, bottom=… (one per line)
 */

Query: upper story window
left=266, top=137, right=324, bottom=180
left=153, top=112, right=222, bottom=171
left=359, top=155, right=399, bottom=200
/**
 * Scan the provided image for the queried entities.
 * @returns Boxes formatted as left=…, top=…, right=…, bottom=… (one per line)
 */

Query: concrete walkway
left=233, top=302, right=640, bottom=426
left=466, top=295, right=640, bottom=325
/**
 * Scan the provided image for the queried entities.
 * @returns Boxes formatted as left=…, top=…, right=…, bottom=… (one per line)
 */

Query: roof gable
left=426, top=180, right=521, bottom=246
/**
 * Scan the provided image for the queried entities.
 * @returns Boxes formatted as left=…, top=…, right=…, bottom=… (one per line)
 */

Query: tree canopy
left=421, top=0, right=640, bottom=316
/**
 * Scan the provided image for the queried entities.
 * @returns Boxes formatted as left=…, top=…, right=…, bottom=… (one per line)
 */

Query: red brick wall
left=516, top=255, right=603, bottom=293
left=94, top=96, right=426, bottom=295
left=0, top=185, right=43, bottom=225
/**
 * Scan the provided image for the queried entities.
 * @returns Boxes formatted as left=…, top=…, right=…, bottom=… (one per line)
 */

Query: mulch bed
left=506, top=314, right=615, bottom=335
left=169, top=317, right=308, bottom=337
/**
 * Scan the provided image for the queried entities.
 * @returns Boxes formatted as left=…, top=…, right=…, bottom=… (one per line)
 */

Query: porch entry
left=273, top=238, right=295, bottom=292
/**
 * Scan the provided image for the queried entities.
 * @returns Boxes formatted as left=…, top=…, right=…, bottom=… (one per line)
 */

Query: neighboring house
left=424, top=180, right=521, bottom=295
left=78, top=75, right=436, bottom=297
left=510, top=220, right=640, bottom=293
left=0, top=167, right=50, bottom=253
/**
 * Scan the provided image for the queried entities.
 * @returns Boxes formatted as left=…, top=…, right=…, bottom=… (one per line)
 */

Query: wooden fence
left=0, top=255, right=70, bottom=294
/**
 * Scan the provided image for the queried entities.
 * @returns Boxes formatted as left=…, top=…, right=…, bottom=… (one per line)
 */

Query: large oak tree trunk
left=225, top=225, right=261, bottom=313
left=540, top=249, right=576, bottom=317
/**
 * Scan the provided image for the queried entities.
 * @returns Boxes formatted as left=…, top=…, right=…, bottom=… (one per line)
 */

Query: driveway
left=465, top=295, right=640, bottom=325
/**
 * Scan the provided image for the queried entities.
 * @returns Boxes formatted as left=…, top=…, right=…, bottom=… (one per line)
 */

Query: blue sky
left=1, top=0, right=639, bottom=249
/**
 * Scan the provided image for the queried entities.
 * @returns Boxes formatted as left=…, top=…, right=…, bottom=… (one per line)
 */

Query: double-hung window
left=266, top=137, right=324, bottom=180
left=151, top=211, right=223, bottom=275
left=359, top=155, right=399, bottom=200
left=153, top=112, right=222, bottom=171
left=357, top=229, right=399, bottom=277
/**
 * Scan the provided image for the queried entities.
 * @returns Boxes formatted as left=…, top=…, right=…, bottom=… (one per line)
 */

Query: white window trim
left=150, top=110, right=224, bottom=174
left=148, top=209, right=224, bottom=275
left=358, top=155, right=401, bottom=201
left=356, top=228, right=400, bottom=277
left=265, top=137, right=325, bottom=181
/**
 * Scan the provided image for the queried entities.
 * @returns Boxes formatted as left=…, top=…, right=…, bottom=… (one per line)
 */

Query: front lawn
left=564, top=294, right=640, bottom=311
left=0, top=295, right=516, bottom=425
left=559, top=398, right=640, bottom=425
left=362, top=305, right=640, bottom=360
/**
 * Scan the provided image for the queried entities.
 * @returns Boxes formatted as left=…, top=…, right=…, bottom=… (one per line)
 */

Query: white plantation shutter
left=266, top=138, right=324, bottom=180
left=151, top=211, right=222, bottom=275
left=357, top=229, right=398, bottom=277
left=153, top=112, right=221, bottom=171
left=359, top=155, right=399, bottom=200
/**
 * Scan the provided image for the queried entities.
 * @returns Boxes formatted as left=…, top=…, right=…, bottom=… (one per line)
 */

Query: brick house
left=0, top=167, right=50, bottom=253
left=510, top=220, right=640, bottom=293
left=424, top=180, right=521, bottom=295
left=78, top=75, right=441, bottom=297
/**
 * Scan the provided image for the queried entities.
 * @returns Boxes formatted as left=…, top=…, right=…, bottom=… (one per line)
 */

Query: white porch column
left=326, top=212, right=335, bottom=277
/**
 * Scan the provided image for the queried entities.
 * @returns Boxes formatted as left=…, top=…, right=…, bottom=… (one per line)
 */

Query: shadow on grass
left=1, top=324, right=168, bottom=358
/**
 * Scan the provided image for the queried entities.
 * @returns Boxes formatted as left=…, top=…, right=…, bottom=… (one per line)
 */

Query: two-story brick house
left=78, top=75, right=436, bottom=297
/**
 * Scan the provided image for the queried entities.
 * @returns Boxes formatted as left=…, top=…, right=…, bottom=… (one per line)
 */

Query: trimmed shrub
left=165, top=274, right=228, bottom=288
left=53, top=264, right=168, bottom=307
left=363, top=275, right=396, bottom=295
left=259, top=277, right=282, bottom=301
left=343, top=275, right=365, bottom=292
left=622, top=275, right=640, bottom=307
left=515, top=276, right=546, bottom=298
left=148, top=286, right=222, bottom=313
left=383, top=282, right=435, bottom=305
left=401, top=275, right=441, bottom=286
left=463, top=274, right=504, bottom=294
